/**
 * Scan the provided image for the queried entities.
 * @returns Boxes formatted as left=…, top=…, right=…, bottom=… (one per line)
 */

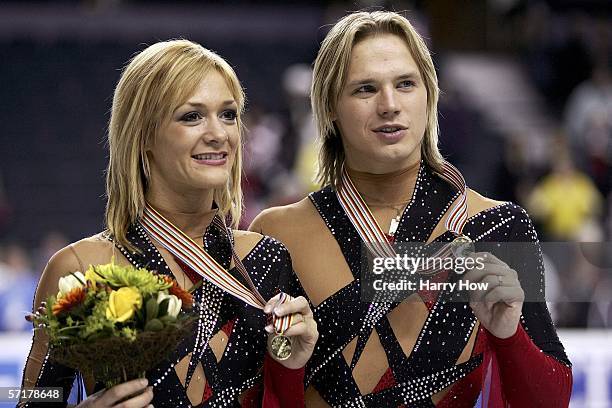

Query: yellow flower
left=85, top=266, right=104, bottom=284
left=106, top=287, right=142, bottom=323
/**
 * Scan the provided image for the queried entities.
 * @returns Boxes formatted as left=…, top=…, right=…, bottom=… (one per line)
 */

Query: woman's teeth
left=192, top=153, right=225, bottom=160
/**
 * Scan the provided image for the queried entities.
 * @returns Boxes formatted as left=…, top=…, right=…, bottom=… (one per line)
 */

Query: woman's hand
left=462, top=252, right=524, bottom=339
left=263, top=294, right=318, bottom=370
left=76, top=378, right=153, bottom=408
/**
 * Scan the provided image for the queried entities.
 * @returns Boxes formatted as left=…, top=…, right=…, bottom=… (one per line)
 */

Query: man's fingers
left=481, top=286, right=525, bottom=306
left=468, top=274, right=499, bottom=302
left=464, top=272, right=520, bottom=303
left=462, top=260, right=512, bottom=281
left=468, top=252, right=509, bottom=267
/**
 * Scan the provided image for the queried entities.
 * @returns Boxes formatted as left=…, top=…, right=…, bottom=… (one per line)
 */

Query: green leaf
left=145, top=298, right=159, bottom=322
left=144, top=318, right=163, bottom=332
left=159, top=315, right=177, bottom=325
left=158, top=298, right=169, bottom=317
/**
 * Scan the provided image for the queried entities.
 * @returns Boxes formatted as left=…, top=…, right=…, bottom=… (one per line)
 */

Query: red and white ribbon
left=140, top=203, right=293, bottom=334
left=441, top=161, right=469, bottom=234
left=336, top=161, right=469, bottom=274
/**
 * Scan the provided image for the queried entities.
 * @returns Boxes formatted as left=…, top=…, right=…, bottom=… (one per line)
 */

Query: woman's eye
left=182, top=112, right=203, bottom=122
left=221, top=110, right=237, bottom=121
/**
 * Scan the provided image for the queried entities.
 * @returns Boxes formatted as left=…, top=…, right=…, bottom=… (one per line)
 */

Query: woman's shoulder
left=45, top=233, right=114, bottom=274
left=36, top=232, right=116, bottom=302
left=232, top=229, right=291, bottom=261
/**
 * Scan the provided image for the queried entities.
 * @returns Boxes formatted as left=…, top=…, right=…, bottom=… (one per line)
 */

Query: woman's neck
left=346, top=160, right=420, bottom=207
left=145, top=189, right=217, bottom=241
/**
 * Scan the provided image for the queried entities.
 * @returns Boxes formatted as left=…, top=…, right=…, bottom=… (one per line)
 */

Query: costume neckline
left=345, top=160, right=421, bottom=207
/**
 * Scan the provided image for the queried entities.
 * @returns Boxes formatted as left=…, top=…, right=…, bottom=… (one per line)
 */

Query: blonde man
left=20, top=40, right=317, bottom=408
left=251, top=11, right=571, bottom=407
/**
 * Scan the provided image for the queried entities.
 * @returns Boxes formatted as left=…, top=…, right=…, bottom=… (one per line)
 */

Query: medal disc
left=451, top=234, right=474, bottom=258
left=270, top=334, right=292, bottom=360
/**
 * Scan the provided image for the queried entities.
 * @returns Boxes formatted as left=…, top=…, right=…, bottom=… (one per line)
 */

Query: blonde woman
left=251, top=11, right=572, bottom=407
left=20, top=40, right=317, bottom=408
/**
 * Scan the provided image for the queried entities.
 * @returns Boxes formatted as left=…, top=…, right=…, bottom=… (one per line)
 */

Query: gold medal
left=451, top=234, right=474, bottom=258
left=270, top=334, right=292, bottom=360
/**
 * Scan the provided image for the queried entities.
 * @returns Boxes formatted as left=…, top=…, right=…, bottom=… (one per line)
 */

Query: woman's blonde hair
left=311, top=11, right=444, bottom=187
left=105, top=39, right=245, bottom=251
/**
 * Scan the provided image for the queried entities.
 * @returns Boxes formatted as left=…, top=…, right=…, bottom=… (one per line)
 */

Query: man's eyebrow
left=346, top=72, right=419, bottom=87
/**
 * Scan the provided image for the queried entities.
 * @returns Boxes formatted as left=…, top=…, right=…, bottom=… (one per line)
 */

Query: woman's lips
left=192, top=157, right=227, bottom=166
left=191, top=153, right=227, bottom=166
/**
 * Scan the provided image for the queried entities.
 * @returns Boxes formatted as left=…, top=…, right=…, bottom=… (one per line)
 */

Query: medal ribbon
left=336, top=160, right=470, bottom=275
left=140, top=203, right=293, bottom=334
left=337, top=161, right=471, bottom=371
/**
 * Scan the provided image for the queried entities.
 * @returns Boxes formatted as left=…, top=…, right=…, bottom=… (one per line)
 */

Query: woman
left=19, top=39, right=317, bottom=407
left=250, top=11, right=572, bottom=407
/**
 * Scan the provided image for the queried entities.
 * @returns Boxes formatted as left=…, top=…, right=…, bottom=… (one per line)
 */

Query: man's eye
left=182, top=112, right=202, bottom=122
left=221, top=110, right=237, bottom=121
left=398, top=80, right=416, bottom=88
left=355, top=85, right=375, bottom=94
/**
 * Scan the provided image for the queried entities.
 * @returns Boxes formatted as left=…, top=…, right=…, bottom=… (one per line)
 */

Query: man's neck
left=345, top=160, right=420, bottom=207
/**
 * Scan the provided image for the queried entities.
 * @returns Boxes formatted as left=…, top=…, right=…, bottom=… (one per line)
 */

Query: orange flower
left=52, top=287, right=86, bottom=316
left=162, top=276, right=193, bottom=309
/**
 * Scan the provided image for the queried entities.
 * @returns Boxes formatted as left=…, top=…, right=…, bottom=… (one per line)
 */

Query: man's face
left=335, top=34, right=428, bottom=173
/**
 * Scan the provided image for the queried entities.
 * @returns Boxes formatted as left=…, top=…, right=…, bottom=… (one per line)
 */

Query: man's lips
left=372, top=125, right=407, bottom=142
left=372, top=124, right=407, bottom=133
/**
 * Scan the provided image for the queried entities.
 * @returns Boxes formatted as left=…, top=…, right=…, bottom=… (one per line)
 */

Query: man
left=251, top=11, right=571, bottom=407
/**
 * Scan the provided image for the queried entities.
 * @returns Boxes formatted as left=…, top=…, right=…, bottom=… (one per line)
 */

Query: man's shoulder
left=249, top=197, right=317, bottom=234
left=466, top=189, right=507, bottom=218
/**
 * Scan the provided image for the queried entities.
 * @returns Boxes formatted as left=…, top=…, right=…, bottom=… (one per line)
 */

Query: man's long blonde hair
left=105, top=39, right=245, bottom=251
left=311, top=11, right=444, bottom=188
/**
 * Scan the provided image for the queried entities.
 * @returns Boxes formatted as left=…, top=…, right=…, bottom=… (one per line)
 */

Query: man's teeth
left=193, top=153, right=225, bottom=160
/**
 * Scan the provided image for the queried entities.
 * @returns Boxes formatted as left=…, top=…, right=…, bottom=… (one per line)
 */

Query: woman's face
left=334, top=34, right=428, bottom=173
left=147, top=70, right=239, bottom=195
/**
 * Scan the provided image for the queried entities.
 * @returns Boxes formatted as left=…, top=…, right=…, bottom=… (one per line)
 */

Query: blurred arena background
left=0, top=0, right=610, bottom=406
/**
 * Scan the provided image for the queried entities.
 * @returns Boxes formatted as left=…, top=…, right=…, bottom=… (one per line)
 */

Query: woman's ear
left=144, top=135, right=156, bottom=154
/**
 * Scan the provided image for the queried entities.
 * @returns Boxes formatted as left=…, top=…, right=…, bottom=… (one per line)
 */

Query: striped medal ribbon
left=337, top=161, right=473, bottom=371
left=140, top=203, right=293, bottom=359
left=337, top=160, right=474, bottom=276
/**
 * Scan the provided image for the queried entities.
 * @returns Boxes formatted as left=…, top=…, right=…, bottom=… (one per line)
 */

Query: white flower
left=157, top=292, right=182, bottom=318
left=58, top=272, right=86, bottom=297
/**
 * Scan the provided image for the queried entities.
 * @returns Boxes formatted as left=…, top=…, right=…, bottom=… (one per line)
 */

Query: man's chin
left=369, top=152, right=418, bottom=171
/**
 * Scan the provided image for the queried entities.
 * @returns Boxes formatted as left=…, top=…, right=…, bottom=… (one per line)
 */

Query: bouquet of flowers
left=30, top=261, right=196, bottom=388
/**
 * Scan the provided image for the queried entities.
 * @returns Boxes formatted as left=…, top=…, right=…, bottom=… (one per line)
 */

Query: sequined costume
left=18, top=217, right=304, bottom=408
left=252, top=161, right=572, bottom=407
